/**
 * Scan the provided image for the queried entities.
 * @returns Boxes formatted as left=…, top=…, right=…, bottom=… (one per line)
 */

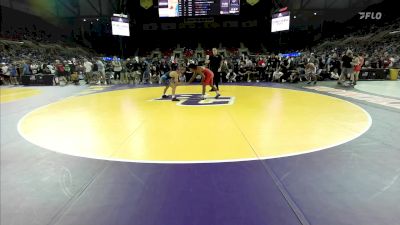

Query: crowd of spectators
left=1, top=46, right=398, bottom=87
left=1, top=18, right=399, bottom=86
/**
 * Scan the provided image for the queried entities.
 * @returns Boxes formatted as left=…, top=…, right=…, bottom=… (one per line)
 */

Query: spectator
left=338, top=50, right=354, bottom=85
left=83, top=59, right=93, bottom=84
left=112, top=56, right=122, bottom=82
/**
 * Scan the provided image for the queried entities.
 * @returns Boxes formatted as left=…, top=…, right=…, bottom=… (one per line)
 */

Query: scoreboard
left=159, top=0, right=240, bottom=17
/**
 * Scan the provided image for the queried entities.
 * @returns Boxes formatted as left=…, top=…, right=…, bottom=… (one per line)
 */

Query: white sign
left=111, top=17, right=130, bottom=36
left=271, top=11, right=290, bottom=32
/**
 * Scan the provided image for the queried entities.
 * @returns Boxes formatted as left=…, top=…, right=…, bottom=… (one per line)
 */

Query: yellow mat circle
left=1, top=88, right=41, bottom=103
left=18, top=86, right=371, bottom=163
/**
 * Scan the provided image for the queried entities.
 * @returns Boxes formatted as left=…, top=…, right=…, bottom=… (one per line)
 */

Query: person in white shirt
left=272, top=68, right=283, bottom=82
left=47, top=64, right=55, bottom=74
left=1, top=63, right=10, bottom=84
left=96, top=59, right=105, bottom=84
left=330, top=68, right=340, bottom=80
left=1, top=63, right=9, bottom=76
left=83, top=59, right=93, bottom=84
left=305, top=62, right=317, bottom=85
left=112, top=56, right=122, bottom=83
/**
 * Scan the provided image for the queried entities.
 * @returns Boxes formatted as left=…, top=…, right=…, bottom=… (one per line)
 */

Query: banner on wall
left=241, top=20, right=257, bottom=27
left=161, top=23, right=177, bottom=30
left=143, top=23, right=158, bottom=30
left=222, top=21, right=239, bottom=28
left=140, top=0, right=153, bottom=9
left=246, top=0, right=259, bottom=6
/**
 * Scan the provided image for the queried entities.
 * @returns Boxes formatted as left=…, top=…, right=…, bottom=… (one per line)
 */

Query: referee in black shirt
left=208, top=48, right=223, bottom=91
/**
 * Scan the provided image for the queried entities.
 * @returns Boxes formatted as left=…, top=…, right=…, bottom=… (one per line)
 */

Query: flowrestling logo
left=359, top=12, right=382, bottom=20
left=154, top=94, right=235, bottom=106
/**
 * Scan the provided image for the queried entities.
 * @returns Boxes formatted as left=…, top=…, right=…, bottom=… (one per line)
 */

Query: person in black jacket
left=207, top=48, right=223, bottom=91
left=338, top=50, right=354, bottom=85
